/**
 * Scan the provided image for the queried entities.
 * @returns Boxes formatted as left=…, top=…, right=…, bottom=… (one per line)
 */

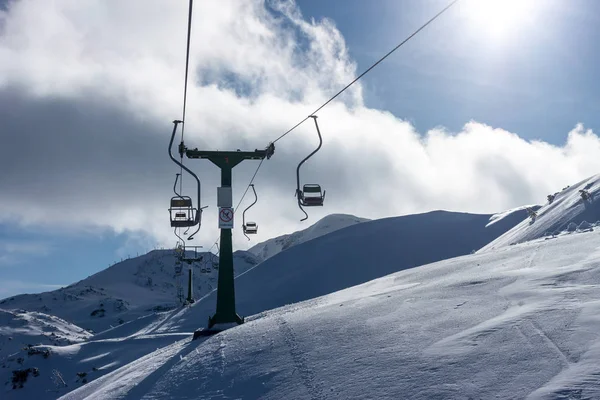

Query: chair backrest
left=170, top=197, right=193, bottom=208
left=303, top=184, right=322, bottom=194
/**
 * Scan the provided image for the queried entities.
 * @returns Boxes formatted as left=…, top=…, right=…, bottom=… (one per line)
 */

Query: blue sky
left=2, top=0, right=600, bottom=298
left=0, top=224, right=159, bottom=298
left=300, top=0, right=600, bottom=144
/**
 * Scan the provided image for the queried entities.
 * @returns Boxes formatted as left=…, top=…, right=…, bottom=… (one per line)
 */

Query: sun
left=462, top=0, right=538, bottom=40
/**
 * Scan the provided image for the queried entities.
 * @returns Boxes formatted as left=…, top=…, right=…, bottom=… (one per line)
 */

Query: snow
left=57, top=337, right=192, bottom=400
left=0, top=205, right=547, bottom=398
left=0, top=309, right=91, bottom=362
left=50, top=226, right=600, bottom=399
left=248, top=213, right=369, bottom=261
left=481, top=174, right=600, bottom=251
left=142, top=210, right=523, bottom=336
left=1, top=208, right=521, bottom=398
left=486, top=204, right=540, bottom=227
left=1, top=323, right=193, bottom=399
left=7, top=168, right=600, bottom=399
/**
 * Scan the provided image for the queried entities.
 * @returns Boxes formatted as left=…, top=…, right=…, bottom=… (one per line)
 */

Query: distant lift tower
left=169, top=121, right=275, bottom=337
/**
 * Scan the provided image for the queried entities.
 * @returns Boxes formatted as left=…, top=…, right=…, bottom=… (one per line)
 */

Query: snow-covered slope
left=1, top=209, right=523, bottom=399
left=59, top=218, right=600, bottom=399
left=1, top=318, right=189, bottom=398
left=138, top=209, right=525, bottom=335
left=0, top=209, right=514, bottom=338
left=248, top=213, right=369, bottom=261
left=486, top=204, right=541, bottom=227
left=481, top=174, right=600, bottom=251
left=0, top=309, right=91, bottom=363
left=0, top=249, right=259, bottom=333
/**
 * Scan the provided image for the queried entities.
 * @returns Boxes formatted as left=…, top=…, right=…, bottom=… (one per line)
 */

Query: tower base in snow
left=192, top=321, right=242, bottom=340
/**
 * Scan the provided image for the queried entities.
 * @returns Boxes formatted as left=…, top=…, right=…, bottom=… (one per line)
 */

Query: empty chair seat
left=243, top=222, right=258, bottom=234
left=169, top=196, right=198, bottom=228
left=299, top=184, right=325, bottom=206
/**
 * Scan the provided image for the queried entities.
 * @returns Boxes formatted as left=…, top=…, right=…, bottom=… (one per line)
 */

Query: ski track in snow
left=57, top=337, right=194, bottom=400
left=277, top=315, right=325, bottom=400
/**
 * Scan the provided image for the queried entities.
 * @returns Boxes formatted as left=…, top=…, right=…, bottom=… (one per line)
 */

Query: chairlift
left=169, top=194, right=198, bottom=228
left=295, top=115, right=326, bottom=221
left=174, top=243, right=204, bottom=264
left=168, top=120, right=206, bottom=240
left=244, top=222, right=258, bottom=234
left=300, top=184, right=325, bottom=206
left=242, top=184, right=259, bottom=240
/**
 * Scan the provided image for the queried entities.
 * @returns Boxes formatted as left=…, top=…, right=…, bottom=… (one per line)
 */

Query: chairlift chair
left=169, top=196, right=199, bottom=228
left=244, top=221, right=258, bottom=235
left=298, top=184, right=325, bottom=206
left=168, top=120, right=206, bottom=240
left=295, top=116, right=326, bottom=220
left=242, top=184, right=259, bottom=240
left=174, top=243, right=203, bottom=264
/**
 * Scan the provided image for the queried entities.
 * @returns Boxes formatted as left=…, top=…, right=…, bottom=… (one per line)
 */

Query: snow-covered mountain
left=248, top=213, right=369, bottom=261
left=0, top=249, right=259, bottom=334
left=126, top=209, right=526, bottom=336
left=1, top=209, right=517, bottom=339
left=486, top=204, right=541, bottom=227
left=1, top=208, right=524, bottom=398
left=0, top=309, right=91, bottom=363
left=41, top=202, right=600, bottom=399
left=481, top=174, right=600, bottom=251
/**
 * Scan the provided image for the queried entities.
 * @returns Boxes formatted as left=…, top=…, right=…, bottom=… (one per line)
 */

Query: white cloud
left=0, top=0, right=599, bottom=252
left=0, top=240, right=53, bottom=266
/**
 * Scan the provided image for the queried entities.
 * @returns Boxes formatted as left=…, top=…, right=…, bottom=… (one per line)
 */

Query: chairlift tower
left=181, top=142, right=274, bottom=336
left=174, top=258, right=184, bottom=303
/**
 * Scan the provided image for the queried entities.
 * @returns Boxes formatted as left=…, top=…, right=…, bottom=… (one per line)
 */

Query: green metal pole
left=182, top=148, right=273, bottom=334
left=208, top=165, right=244, bottom=328
left=187, top=268, right=193, bottom=303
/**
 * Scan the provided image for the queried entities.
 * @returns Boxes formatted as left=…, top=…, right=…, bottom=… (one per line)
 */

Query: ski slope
left=2, top=177, right=597, bottom=399
left=248, top=213, right=369, bottom=261
left=481, top=174, right=600, bottom=251
left=1, top=209, right=522, bottom=398
left=59, top=220, right=600, bottom=399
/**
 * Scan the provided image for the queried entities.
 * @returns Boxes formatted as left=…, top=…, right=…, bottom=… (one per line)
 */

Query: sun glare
left=463, top=0, right=538, bottom=40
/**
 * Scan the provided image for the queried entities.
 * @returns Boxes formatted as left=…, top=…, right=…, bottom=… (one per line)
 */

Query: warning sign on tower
left=219, top=207, right=234, bottom=229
